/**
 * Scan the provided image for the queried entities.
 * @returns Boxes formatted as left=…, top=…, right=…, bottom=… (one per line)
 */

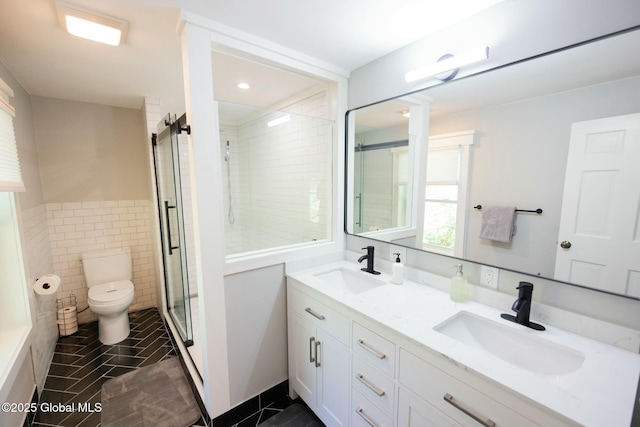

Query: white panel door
left=317, top=329, right=350, bottom=427
left=555, top=113, right=640, bottom=296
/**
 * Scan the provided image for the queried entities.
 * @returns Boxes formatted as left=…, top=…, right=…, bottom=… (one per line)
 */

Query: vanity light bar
left=405, top=46, right=490, bottom=83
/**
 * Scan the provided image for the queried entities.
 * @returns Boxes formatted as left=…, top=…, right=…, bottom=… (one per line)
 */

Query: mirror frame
left=344, top=25, right=640, bottom=300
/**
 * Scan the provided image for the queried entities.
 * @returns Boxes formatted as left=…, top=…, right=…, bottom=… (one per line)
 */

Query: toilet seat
left=88, top=280, right=134, bottom=305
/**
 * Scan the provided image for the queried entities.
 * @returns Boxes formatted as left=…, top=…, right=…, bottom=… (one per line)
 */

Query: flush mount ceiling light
left=405, top=46, right=490, bottom=83
left=267, top=114, right=291, bottom=128
left=236, top=82, right=250, bottom=90
left=56, top=1, right=128, bottom=46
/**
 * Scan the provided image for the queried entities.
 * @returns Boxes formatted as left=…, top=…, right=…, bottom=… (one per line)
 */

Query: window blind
left=426, top=147, right=460, bottom=184
left=0, top=79, right=24, bottom=192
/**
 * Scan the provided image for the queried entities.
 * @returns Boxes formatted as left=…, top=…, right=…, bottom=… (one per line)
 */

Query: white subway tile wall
left=221, top=91, right=333, bottom=255
left=21, top=204, right=57, bottom=393
left=47, top=200, right=156, bottom=324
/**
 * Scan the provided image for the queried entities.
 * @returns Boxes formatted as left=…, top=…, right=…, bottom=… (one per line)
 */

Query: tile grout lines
left=33, top=308, right=188, bottom=427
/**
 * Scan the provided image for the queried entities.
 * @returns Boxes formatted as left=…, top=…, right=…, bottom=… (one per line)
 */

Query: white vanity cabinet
left=398, top=349, right=539, bottom=427
left=288, top=285, right=350, bottom=427
left=287, top=274, right=588, bottom=427
left=351, top=322, right=397, bottom=427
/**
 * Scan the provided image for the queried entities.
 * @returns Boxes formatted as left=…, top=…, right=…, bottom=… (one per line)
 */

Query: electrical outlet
left=390, top=245, right=406, bottom=263
left=480, top=266, right=499, bottom=289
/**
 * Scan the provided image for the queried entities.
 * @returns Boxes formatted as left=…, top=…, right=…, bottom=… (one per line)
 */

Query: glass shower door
left=153, top=114, right=193, bottom=346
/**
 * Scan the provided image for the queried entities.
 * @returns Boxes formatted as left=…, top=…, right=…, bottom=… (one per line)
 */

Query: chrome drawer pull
left=355, top=407, right=379, bottom=427
left=305, top=307, right=325, bottom=320
left=357, top=339, right=386, bottom=359
left=444, top=393, right=496, bottom=427
left=356, top=373, right=385, bottom=397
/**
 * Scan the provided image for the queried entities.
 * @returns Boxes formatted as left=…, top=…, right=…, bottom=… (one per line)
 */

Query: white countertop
left=287, top=260, right=640, bottom=427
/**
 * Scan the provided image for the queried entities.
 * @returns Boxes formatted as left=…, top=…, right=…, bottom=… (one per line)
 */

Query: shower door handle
left=164, top=201, right=180, bottom=255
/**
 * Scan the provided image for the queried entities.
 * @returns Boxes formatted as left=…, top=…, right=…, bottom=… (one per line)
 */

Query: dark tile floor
left=231, top=398, right=322, bottom=427
left=33, top=308, right=206, bottom=427
left=32, top=307, right=321, bottom=427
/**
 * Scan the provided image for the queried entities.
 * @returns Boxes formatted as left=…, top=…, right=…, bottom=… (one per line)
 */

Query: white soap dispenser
left=391, top=252, right=404, bottom=285
left=450, top=263, right=470, bottom=302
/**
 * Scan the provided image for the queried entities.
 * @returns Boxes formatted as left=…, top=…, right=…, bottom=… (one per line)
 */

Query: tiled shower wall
left=222, top=91, right=333, bottom=255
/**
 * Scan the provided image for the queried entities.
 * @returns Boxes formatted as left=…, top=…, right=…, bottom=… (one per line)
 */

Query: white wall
left=224, top=264, right=288, bottom=406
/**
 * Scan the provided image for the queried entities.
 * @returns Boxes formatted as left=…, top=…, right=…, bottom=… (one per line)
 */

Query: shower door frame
left=152, top=113, right=194, bottom=347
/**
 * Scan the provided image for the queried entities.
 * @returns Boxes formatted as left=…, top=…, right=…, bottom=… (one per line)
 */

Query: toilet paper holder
left=57, top=294, right=77, bottom=311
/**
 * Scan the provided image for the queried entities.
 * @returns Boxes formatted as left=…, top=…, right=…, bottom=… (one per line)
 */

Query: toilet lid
left=88, top=280, right=134, bottom=303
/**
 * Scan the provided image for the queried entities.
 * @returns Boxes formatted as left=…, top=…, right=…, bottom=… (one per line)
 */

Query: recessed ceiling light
left=56, top=1, right=128, bottom=46
left=236, top=82, right=250, bottom=90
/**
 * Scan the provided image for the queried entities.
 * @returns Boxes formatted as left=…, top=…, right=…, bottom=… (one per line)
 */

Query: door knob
left=560, top=241, right=572, bottom=249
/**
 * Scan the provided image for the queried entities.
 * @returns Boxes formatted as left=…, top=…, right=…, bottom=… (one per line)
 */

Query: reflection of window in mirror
left=423, top=131, right=475, bottom=257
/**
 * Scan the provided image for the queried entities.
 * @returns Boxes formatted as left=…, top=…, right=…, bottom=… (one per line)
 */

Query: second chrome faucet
left=358, top=246, right=381, bottom=275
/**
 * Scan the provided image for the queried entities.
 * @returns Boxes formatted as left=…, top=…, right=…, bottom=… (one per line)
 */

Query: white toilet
left=82, top=247, right=135, bottom=345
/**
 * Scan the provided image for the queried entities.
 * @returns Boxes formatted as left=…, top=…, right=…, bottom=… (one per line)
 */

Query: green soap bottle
left=450, top=264, right=470, bottom=302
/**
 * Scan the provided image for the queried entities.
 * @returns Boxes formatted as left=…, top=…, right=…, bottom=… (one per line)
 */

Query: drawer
left=352, top=355, right=395, bottom=416
left=353, top=322, right=396, bottom=377
left=399, top=349, right=539, bottom=427
left=352, top=388, right=393, bottom=427
left=289, top=286, right=349, bottom=345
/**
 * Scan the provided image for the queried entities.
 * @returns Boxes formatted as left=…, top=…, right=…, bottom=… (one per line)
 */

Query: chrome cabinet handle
left=314, top=340, right=321, bottom=367
left=309, top=337, right=315, bottom=364
left=357, top=339, right=386, bottom=359
left=355, top=407, right=379, bottom=427
left=305, top=307, right=325, bottom=320
left=444, top=393, right=496, bottom=427
left=356, top=373, right=385, bottom=397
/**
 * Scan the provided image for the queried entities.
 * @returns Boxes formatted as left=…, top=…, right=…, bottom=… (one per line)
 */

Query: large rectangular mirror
left=346, top=27, right=640, bottom=299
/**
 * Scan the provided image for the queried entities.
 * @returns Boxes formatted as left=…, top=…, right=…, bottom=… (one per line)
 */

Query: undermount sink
left=314, top=267, right=385, bottom=294
left=434, top=311, right=585, bottom=377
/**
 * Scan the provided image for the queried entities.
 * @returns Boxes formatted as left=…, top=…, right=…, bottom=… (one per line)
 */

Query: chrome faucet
left=500, top=282, right=545, bottom=330
left=358, top=246, right=380, bottom=275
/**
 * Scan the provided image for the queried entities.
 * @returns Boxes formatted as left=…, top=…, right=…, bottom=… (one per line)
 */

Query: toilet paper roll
left=33, top=274, right=61, bottom=295
left=57, top=306, right=77, bottom=320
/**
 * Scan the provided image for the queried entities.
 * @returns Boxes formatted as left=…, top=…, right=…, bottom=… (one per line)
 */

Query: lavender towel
left=479, top=206, right=517, bottom=243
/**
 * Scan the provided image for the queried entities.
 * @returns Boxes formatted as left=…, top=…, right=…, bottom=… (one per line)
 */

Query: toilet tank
left=82, top=247, right=132, bottom=287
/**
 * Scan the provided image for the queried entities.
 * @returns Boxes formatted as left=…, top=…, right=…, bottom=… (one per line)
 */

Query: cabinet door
left=291, top=313, right=318, bottom=406
left=398, top=388, right=461, bottom=427
left=317, top=329, right=350, bottom=427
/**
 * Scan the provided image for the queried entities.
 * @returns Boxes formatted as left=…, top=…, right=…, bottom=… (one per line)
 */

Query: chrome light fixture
left=56, top=1, right=128, bottom=46
left=405, top=46, right=490, bottom=83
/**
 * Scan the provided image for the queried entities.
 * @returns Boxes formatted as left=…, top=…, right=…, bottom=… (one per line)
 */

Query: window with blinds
left=423, top=146, right=460, bottom=252
left=0, top=78, right=24, bottom=192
